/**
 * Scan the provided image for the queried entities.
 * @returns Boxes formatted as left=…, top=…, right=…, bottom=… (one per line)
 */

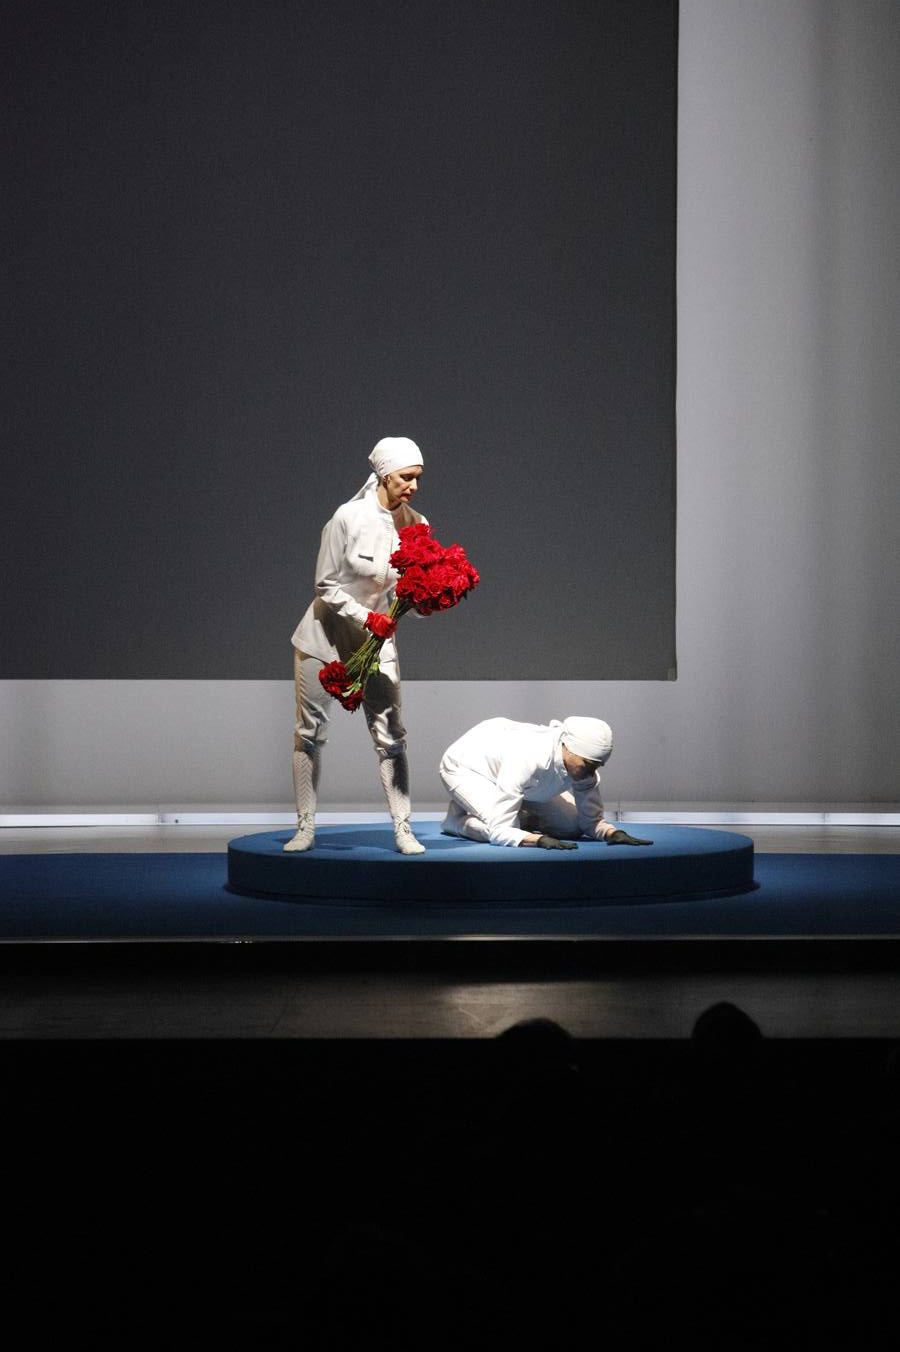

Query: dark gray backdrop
left=3, top=0, right=677, bottom=679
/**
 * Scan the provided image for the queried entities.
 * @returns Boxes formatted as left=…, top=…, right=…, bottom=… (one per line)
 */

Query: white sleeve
left=483, top=746, right=540, bottom=846
left=483, top=780, right=529, bottom=846
left=572, top=774, right=615, bottom=840
left=314, top=511, right=370, bottom=627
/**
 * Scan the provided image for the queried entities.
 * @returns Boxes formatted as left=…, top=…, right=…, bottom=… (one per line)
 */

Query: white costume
left=286, top=438, right=427, bottom=855
left=292, top=488, right=425, bottom=670
left=439, top=717, right=616, bottom=847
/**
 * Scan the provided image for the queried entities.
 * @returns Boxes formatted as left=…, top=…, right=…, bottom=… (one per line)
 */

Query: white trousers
left=440, top=764, right=581, bottom=843
left=292, top=650, right=407, bottom=762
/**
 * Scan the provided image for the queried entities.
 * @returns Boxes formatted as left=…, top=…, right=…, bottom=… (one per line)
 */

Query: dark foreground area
left=4, top=1013, right=900, bottom=1350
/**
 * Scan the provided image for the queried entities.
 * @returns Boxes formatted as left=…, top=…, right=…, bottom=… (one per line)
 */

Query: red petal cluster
left=318, top=660, right=365, bottom=711
left=390, top=525, right=480, bottom=616
left=389, top=522, right=444, bottom=569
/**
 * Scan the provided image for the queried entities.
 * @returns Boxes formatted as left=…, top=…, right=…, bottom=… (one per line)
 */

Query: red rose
left=319, top=661, right=365, bottom=710
left=319, top=661, right=350, bottom=697
left=396, top=567, right=433, bottom=606
left=451, top=566, right=474, bottom=597
left=390, top=523, right=443, bottom=571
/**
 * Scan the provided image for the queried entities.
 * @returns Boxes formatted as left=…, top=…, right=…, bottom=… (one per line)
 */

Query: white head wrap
left=354, top=437, right=423, bottom=499
left=562, top=717, right=613, bottom=764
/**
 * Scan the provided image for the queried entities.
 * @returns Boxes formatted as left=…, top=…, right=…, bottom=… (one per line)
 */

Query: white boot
left=284, top=749, right=319, bottom=852
left=379, top=754, right=426, bottom=855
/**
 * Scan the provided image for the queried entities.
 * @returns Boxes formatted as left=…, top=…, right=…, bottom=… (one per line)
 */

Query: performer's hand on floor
left=536, top=835, right=579, bottom=850
left=606, top=829, right=653, bottom=846
left=365, top=611, right=397, bottom=639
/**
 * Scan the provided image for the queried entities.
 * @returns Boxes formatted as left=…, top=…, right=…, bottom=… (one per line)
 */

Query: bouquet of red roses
left=319, top=523, right=479, bottom=711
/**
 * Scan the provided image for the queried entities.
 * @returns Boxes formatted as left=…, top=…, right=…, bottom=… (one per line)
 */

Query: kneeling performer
left=439, top=716, right=651, bottom=849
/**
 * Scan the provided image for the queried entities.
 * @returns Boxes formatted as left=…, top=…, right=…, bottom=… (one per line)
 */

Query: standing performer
left=285, top=437, right=427, bottom=855
left=439, top=716, right=652, bottom=848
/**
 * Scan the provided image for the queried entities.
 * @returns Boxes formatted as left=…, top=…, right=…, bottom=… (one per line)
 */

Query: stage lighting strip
left=620, top=810, right=900, bottom=827
left=1, top=810, right=898, bottom=828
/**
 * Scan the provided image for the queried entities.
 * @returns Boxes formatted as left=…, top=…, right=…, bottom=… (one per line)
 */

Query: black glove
left=606, top=829, right=653, bottom=847
left=536, top=835, right=578, bottom=851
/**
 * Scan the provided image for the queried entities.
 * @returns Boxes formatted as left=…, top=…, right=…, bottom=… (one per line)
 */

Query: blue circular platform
left=227, top=823, right=755, bottom=905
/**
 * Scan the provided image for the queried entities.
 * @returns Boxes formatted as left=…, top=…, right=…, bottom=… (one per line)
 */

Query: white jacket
left=440, top=717, right=614, bottom=847
left=292, top=486, right=427, bottom=664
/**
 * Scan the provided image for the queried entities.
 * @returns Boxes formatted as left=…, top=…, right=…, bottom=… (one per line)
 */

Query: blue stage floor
left=1, top=842, right=899, bottom=941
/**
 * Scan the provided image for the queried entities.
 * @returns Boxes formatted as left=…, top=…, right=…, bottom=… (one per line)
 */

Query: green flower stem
left=343, top=600, right=411, bottom=694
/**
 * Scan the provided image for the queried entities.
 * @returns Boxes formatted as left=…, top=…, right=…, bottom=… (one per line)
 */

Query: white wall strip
left=619, top=811, right=900, bottom=827
left=2, top=809, right=899, bottom=829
